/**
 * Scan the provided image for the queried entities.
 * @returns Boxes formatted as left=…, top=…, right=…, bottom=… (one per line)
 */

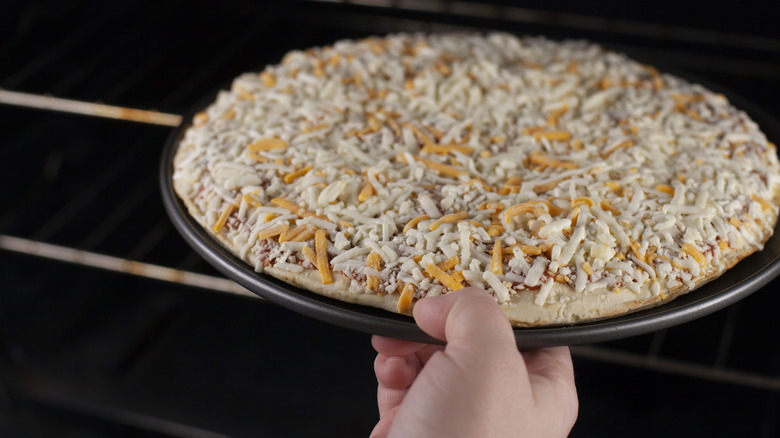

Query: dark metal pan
left=160, top=66, right=780, bottom=349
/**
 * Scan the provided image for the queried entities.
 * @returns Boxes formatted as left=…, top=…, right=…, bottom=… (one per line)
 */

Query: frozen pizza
left=171, top=33, right=780, bottom=326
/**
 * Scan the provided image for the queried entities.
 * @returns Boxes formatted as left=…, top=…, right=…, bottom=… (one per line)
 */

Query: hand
left=370, top=287, right=578, bottom=438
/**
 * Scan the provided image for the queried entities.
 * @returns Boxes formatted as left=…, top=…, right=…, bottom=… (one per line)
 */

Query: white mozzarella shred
left=301, top=216, right=338, bottom=231
left=333, top=260, right=365, bottom=273
left=318, top=180, right=348, bottom=206
left=256, top=214, right=297, bottom=229
left=418, top=195, right=441, bottom=218
left=594, top=210, right=630, bottom=247
left=535, top=279, right=555, bottom=306
left=361, top=267, right=384, bottom=279
left=280, top=242, right=307, bottom=252
left=334, top=232, right=351, bottom=250
left=255, top=206, right=294, bottom=215
left=538, top=219, right=572, bottom=239
left=558, top=225, right=586, bottom=266
left=411, top=267, right=425, bottom=282
left=483, top=271, right=510, bottom=303
left=574, top=255, right=588, bottom=293
left=582, top=87, right=621, bottom=111
left=474, top=226, right=491, bottom=242
left=525, top=257, right=549, bottom=288
left=331, top=247, right=371, bottom=265
left=441, top=242, right=458, bottom=259
left=427, top=285, right=444, bottom=297
left=459, top=228, right=472, bottom=265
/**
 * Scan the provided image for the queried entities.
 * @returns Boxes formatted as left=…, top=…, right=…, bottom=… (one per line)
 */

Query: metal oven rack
left=1, top=1, right=779, bottom=436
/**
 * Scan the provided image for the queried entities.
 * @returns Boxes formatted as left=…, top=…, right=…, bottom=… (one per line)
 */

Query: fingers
left=372, top=335, right=444, bottom=366
left=373, top=352, right=425, bottom=437
left=523, top=346, right=575, bottom=382
left=371, top=337, right=446, bottom=433
left=372, top=335, right=426, bottom=357
left=374, top=354, right=418, bottom=432
left=369, top=406, right=397, bottom=438
left=412, top=287, right=516, bottom=350
left=374, top=354, right=421, bottom=390
left=375, top=384, right=406, bottom=421
left=524, top=347, right=579, bottom=432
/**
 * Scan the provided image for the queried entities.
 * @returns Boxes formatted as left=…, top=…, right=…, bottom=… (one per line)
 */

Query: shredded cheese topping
left=173, top=33, right=780, bottom=314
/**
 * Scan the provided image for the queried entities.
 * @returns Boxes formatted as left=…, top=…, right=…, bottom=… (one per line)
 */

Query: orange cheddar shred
left=681, top=243, right=707, bottom=267
left=600, top=200, right=621, bottom=216
left=260, top=71, right=276, bottom=87
left=397, top=283, right=416, bottom=313
left=601, top=139, right=636, bottom=158
left=302, top=123, right=328, bottom=133
left=283, top=166, right=313, bottom=184
left=528, top=150, right=577, bottom=169
left=519, top=244, right=542, bottom=256
left=751, top=193, right=772, bottom=211
left=418, top=156, right=468, bottom=178
left=571, top=197, right=594, bottom=208
left=504, top=200, right=565, bottom=223
left=301, top=245, right=318, bottom=269
left=279, top=226, right=305, bottom=243
left=242, top=194, right=264, bottom=208
left=315, top=229, right=333, bottom=284
left=358, top=182, right=375, bottom=202
left=398, top=154, right=468, bottom=178
left=546, top=106, right=569, bottom=127
left=420, top=144, right=474, bottom=155
left=212, top=204, right=237, bottom=233
left=491, top=240, right=503, bottom=275
left=258, top=223, right=289, bottom=239
left=366, top=251, right=382, bottom=291
left=437, top=256, right=460, bottom=271
left=429, top=212, right=468, bottom=230
left=290, top=226, right=317, bottom=242
left=271, top=197, right=303, bottom=214
left=403, top=215, right=430, bottom=233
left=450, top=270, right=466, bottom=284
left=248, top=138, right=287, bottom=152
left=247, top=151, right=268, bottom=162
left=424, top=263, right=463, bottom=291
left=581, top=261, right=594, bottom=276
left=486, top=224, right=504, bottom=237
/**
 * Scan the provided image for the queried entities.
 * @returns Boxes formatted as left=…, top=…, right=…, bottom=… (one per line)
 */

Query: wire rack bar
left=0, top=90, right=182, bottom=127
left=0, top=234, right=257, bottom=299
left=571, top=345, right=780, bottom=392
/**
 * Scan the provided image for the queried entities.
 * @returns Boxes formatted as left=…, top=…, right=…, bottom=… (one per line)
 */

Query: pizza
left=171, top=33, right=780, bottom=326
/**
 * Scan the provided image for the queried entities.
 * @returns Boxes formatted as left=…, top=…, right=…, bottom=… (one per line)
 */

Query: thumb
left=412, top=287, right=516, bottom=352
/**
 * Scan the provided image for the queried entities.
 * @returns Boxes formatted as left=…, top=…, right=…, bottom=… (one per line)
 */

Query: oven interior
left=1, top=1, right=779, bottom=436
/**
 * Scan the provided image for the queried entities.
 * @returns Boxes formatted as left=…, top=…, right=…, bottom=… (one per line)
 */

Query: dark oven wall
left=1, top=1, right=779, bottom=437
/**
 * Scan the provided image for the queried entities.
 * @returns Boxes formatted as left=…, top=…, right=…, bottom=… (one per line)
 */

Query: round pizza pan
left=160, top=72, right=780, bottom=349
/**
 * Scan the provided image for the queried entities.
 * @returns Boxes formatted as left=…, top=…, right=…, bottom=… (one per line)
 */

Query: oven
left=1, top=1, right=779, bottom=436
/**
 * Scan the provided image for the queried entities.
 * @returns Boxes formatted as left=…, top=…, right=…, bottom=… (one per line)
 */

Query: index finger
left=413, top=287, right=516, bottom=350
